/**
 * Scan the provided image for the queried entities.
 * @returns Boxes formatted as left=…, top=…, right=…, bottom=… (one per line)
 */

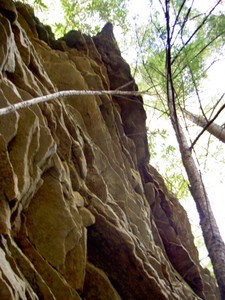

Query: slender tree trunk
left=165, top=1, right=225, bottom=298
left=184, top=109, right=225, bottom=143
left=171, top=118, right=225, bottom=299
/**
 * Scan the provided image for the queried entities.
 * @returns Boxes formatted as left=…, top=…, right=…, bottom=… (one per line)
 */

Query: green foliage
left=22, top=0, right=128, bottom=37
left=21, top=0, right=48, bottom=10
left=163, top=161, right=189, bottom=200
left=137, top=0, right=225, bottom=105
left=33, top=0, right=48, bottom=8
left=148, top=127, right=189, bottom=200
left=148, top=128, right=167, bottom=158
left=53, top=0, right=128, bottom=36
left=136, top=1, right=225, bottom=202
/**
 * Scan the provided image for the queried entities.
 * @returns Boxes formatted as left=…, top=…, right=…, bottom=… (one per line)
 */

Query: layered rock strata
left=0, top=1, right=220, bottom=299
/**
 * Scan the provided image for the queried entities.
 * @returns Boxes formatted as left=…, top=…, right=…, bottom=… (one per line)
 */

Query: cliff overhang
left=0, top=1, right=219, bottom=299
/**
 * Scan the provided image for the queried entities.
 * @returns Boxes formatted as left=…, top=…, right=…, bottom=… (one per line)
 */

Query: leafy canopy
left=22, top=0, right=129, bottom=36
left=138, top=1, right=225, bottom=108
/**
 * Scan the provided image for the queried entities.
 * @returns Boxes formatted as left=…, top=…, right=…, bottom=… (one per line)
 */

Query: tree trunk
left=184, top=109, right=225, bottom=143
left=165, top=2, right=225, bottom=297
left=172, top=118, right=225, bottom=299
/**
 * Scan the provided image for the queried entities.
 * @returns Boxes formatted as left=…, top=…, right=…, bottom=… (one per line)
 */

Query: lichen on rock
left=0, top=2, right=220, bottom=299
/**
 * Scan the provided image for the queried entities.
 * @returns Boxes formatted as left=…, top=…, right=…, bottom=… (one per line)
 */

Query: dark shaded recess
left=0, top=0, right=17, bottom=22
left=141, top=165, right=205, bottom=299
left=162, top=237, right=204, bottom=298
left=61, top=30, right=88, bottom=53
left=87, top=214, right=167, bottom=300
left=0, top=7, right=17, bottom=23
left=35, top=22, right=64, bottom=51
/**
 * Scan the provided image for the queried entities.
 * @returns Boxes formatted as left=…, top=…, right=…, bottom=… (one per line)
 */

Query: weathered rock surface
left=0, top=1, right=220, bottom=299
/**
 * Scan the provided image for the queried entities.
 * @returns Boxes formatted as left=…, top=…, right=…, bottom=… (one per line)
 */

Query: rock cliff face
left=0, top=1, right=220, bottom=299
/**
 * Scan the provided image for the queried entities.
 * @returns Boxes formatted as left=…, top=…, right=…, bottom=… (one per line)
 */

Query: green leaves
left=34, top=0, right=48, bottom=8
left=53, top=0, right=128, bottom=36
left=22, top=0, right=129, bottom=36
left=148, top=127, right=189, bottom=200
left=137, top=0, right=225, bottom=107
left=21, top=0, right=48, bottom=10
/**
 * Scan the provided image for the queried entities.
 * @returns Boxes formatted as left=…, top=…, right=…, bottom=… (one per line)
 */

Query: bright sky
left=30, top=0, right=225, bottom=265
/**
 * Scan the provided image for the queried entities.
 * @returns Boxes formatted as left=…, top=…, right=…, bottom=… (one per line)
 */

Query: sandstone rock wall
left=0, top=1, right=220, bottom=299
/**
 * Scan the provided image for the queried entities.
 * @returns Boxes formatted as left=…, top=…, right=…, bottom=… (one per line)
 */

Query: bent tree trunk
left=184, top=109, right=225, bottom=143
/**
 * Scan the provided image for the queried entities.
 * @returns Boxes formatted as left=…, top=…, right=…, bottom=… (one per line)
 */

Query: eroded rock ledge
left=0, top=1, right=220, bottom=299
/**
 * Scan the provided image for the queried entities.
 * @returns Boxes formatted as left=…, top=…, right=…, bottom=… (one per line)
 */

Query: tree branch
left=172, top=0, right=222, bottom=64
left=170, top=0, right=187, bottom=41
left=186, top=102, right=225, bottom=149
left=0, top=89, right=146, bottom=116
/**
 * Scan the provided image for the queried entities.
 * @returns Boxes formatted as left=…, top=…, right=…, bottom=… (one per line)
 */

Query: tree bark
left=184, top=109, right=225, bottom=143
left=172, top=119, right=225, bottom=299
left=0, top=89, right=142, bottom=116
left=165, top=2, right=225, bottom=298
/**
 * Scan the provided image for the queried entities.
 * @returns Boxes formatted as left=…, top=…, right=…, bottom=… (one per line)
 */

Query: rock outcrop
left=0, top=1, right=220, bottom=299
